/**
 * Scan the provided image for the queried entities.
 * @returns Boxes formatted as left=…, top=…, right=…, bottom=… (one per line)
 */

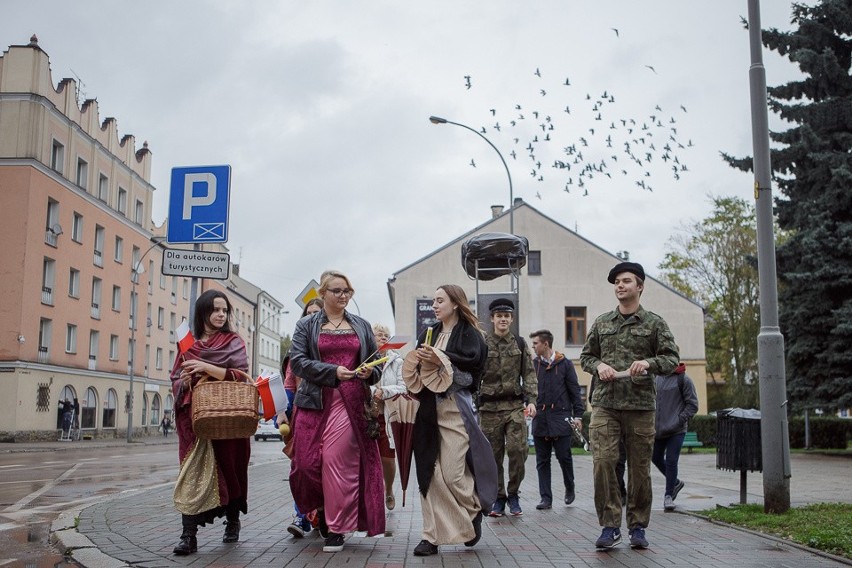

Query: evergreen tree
left=723, top=1, right=852, bottom=412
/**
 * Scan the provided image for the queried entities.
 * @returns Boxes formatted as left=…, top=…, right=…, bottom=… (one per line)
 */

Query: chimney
left=513, top=197, right=524, bottom=207
left=491, top=205, right=504, bottom=219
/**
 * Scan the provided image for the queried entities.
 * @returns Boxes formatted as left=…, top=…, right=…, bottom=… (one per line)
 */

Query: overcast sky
left=2, top=1, right=799, bottom=333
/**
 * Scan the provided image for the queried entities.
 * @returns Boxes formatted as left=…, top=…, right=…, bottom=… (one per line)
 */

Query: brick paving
left=70, top=450, right=851, bottom=567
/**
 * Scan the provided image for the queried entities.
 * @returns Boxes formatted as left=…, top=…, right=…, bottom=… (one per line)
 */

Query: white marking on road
left=0, top=479, right=53, bottom=485
left=3, top=463, right=80, bottom=513
left=0, top=465, right=23, bottom=469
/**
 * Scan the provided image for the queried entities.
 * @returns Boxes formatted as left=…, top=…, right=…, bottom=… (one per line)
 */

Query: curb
left=50, top=506, right=130, bottom=568
left=677, top=509, right=852, bottom=566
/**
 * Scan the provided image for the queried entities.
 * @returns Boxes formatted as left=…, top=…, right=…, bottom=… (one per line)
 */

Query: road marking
left=0, top=479, right=53, bottom=485
left=3, top=464, right=80, bottom=513
left=0, top=465, right=23, bottom=470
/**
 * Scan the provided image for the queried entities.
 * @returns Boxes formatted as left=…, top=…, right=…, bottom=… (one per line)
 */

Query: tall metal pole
left=428, top=116, right=514, bottom=235
left=747, top=0, right=791, bottom=513
left=128, top=238, right=165, bottom=442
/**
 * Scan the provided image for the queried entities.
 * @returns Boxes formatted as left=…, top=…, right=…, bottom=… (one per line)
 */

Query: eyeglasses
left=327, top=288, right=353, bottom=297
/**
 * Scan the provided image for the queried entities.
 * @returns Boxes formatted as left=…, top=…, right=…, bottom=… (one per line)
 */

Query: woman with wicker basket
left=170, top=289, right=251, bottom=556
left=289, top=271, right=386, bottom=553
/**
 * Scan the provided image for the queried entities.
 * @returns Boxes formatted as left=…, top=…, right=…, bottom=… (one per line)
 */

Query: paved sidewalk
left=57, top=450, right=851, bottom=567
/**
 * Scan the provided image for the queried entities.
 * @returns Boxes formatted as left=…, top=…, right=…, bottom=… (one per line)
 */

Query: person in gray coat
left=652, top=362, right=698, bottom=511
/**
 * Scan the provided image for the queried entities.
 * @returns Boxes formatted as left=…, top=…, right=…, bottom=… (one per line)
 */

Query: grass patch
left=698, top=503, right=852, bottom=560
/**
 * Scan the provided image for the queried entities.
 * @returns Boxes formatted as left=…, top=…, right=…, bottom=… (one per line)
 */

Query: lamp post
left=429, top=115, right=514, bottom=234
left=128, top=237, right=166, bottom=442
left=746, top=0, right=790, bottom=513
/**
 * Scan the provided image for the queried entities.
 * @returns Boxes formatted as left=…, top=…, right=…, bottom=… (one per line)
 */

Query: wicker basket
left=191, top=371, right=258, bottom=440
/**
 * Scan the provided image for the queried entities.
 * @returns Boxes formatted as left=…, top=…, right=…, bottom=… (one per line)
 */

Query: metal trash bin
left=716, top=408, right=761, bottom=504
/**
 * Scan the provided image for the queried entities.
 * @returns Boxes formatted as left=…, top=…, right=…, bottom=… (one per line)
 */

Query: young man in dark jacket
left=529, top=330, right=585, bottom=510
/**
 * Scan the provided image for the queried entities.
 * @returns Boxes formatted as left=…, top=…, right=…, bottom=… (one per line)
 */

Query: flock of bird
left=459, top=48, right=696, bottom=198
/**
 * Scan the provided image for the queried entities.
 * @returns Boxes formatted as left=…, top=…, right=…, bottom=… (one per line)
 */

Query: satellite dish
left=49, top=223, right=63, bottom=235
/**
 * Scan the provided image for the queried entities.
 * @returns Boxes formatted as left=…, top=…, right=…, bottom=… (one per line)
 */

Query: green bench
left=682, top=431, right=703, bottom=453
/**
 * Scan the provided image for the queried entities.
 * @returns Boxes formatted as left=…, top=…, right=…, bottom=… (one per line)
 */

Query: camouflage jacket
left=580, top=305, right=679, bottom=411
left=479, top=332, right=537, bottom=411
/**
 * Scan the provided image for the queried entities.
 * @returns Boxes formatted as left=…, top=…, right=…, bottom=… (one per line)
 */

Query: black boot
left=223, top=518, right=240, bottom=543
left=173, top=517, right=198, bottom=556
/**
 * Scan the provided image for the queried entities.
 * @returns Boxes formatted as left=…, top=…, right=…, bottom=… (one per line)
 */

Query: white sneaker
left=664, top=495, right=675, bottom=511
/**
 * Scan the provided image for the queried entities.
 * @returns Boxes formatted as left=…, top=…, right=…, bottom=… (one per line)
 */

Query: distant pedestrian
left=479, top=298, right=537, bottom=517
left=528, top=329, right=584, bottom=510
left=653, top=362, right=698, bottom=511
left=581, top=261, right=679, bottom=550
left=161, top=414, right=172, bottom=437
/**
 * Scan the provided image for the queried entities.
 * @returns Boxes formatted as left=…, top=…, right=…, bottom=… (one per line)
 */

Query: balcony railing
left=93, top=250, right=103, bottom=267
left=44, top=230, right=57, bottom=247
left=37, top=346, right=49, bottom=363
left=91, top=303, right=100, bottom=319
left=41, top=286, right=53, bottom=305
left=88, top=355, right=96, bottom=370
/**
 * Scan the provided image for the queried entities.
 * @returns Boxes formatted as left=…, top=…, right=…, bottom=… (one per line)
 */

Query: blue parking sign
left=167, top=165, right=231, bottom=244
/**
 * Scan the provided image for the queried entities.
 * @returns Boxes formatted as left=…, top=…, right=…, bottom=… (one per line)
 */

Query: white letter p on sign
left=182, top=173, right=217, bottom=219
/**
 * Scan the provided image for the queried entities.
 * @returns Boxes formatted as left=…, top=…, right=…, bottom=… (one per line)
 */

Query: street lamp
left=128, top=236, right=166, bottom=442
left=429, top=115, right=515, bottom=234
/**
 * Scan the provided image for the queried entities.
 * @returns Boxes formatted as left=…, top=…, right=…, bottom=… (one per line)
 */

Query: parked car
left=255, top=419, right=281, bottom=441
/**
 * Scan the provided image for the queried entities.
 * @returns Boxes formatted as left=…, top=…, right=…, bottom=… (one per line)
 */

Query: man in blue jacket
left=529, top=330, right=585, bottom=510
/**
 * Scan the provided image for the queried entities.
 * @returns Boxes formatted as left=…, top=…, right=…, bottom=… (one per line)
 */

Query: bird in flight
left=645, top=65, right=657, bottom=74
left=611, top=27, right=619, bottom=37
left=536, top=191, right=542, bottom=199
left=534, top=67, right=542, bottom=77
left=464, top=75, right=472, bottom=89
left=680, top=105, right=688, bottom=113
left=564, top=77, right=571, bottom=86
left=739, top=15, right=749, bottom=30
left=470, top=159, right=476, bottom=167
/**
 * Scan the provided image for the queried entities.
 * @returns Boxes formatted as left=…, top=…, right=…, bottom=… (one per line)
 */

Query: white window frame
left=76, top=158, right=88, bottom=190
left=69, top=267, right=80, bottom=298
left=51, top=140, right=65, bottom=173
left=72, top=212, right=83, bottom=243
left=109, top=334, right=119, bottom=360
left=65, top=324, right=77, bottom=353
left=117, top=187, right=127, bottom=216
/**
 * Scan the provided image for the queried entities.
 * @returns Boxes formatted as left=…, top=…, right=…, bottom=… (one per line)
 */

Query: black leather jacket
left=290, top=310, right=380, bottom=410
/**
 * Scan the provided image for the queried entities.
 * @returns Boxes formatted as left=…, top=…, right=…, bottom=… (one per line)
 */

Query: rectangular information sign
left=161, top=249, right=230, bottom=280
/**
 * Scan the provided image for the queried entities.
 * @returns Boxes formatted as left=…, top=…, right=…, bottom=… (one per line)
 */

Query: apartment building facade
left=0, top=37, right=280, bottom=440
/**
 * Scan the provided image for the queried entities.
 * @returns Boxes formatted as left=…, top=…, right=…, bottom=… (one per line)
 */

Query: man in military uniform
left=580, top=262, right=678, bottom=550
left=479, top=298, right=537, bottom=517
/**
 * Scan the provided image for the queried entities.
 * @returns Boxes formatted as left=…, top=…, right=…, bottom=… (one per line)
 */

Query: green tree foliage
left=659, top=196, right=760, bottom=408
left=722, top=1, right=852, bottom=412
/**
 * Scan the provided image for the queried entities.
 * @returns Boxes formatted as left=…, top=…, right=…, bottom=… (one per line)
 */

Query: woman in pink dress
left=289, top=271, right=385, bottom=552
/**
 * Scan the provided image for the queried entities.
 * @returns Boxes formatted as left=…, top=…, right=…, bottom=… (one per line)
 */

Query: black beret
left=488, top=298, right=515, bottom=314
left=607, top=261, right=645, bottom=284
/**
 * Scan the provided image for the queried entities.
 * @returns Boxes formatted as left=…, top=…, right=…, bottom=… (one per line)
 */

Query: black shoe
left=464, top=511, right=483, bottom=547
left=323, top=532, right=345, bottom=552
left=413, top=540, right=438, bottom=556
left=223, top=519, right=240, bottom=543
left=536, top=500, right=552, bottom=510
left=564, top=490, right=575, bottom=505
left=173, top=534, right=197, bottom=555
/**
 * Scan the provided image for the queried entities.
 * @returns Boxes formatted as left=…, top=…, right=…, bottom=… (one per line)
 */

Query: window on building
left=564, top=307, right=587, bottom=346
left=144, top=344, right=150, bottom=374
left=45, top=199, right=60, bottom=246
left=65, top=324, right=77, bottom=353
left=146, top=302, right=152, bottom=336
left=182, top=279, right=189, bottom=300
left=142, top=394, right=148, bottom=426
left=159, top=272, right=166, bottom=289
left=134, top=199, right=144, bottom=225
left=168, top=350, right=174, bottom=368
left=528, top=250, right=542, bottom=275
left=42, top=258, right=55, bottom=305
left=38, top=318, right=51, bottom=362
left=68, top=267, right=80, bottom=298
left=109, top=334, right=119, bottom=360
left=169, top=312, right=176, bottom=341
left=76, top=158, right=88, bottom=190
left=89, top=330, right=99, bottom=365
left=117, top=187, right=127, bottom=216
left=111, top=285, right=121, bottom=311
left=156, top=347, right=163, bottom=370
left=91, top=277, right=102, bottom=319
left=81, top=387, right=97, bottom=429
left=103, top=389, right=117, bottom=428
left=150, top=394, right=161, bottom=427
left=157, top=307, right=164, bottom=329
left=72, top=212, right=83, bottom=243
left=93, top=225, right=104, bottom=267
left=51, top=140, right=65, bottom=173
left=114, top=236, right=123, bottom=263
left=97, top=173, right=108, bottom=201
left=171, top=277, right=177, bottom=304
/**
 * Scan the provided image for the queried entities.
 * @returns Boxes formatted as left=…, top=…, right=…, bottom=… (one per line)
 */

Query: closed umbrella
left=385, top=393, right=420, bottom=506
left=401, top=348, right=453, bottom=394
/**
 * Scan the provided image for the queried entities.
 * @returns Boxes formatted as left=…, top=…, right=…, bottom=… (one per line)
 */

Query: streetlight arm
left=429, top=116, right=514, bottom=234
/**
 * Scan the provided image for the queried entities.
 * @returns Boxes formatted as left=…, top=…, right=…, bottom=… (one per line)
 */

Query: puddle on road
left=2, top=521, right=81, bottom=567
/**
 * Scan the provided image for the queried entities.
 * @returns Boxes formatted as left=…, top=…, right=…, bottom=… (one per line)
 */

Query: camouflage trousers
left=589, top=407, right=655, bottom=529
left=479, top=407, right=528, bottom=497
